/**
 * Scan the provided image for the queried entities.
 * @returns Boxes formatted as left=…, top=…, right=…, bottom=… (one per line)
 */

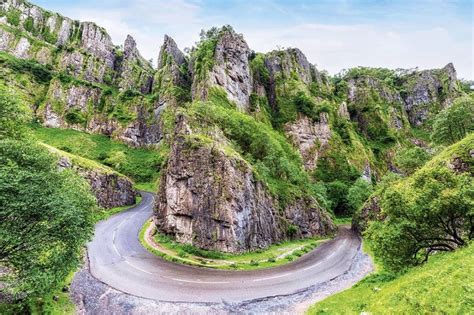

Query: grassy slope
left=32, top=125, right=165, bottom=191
left=308, top=244, right=474, bottom=314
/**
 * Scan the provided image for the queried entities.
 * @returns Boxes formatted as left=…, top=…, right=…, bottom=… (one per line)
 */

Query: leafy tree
left=367, top=164, right=473, bottom=271
left=0, top=140, right=96, bottom=298
left=347, top=178, right=373, bottom=214
left=394, top=146, right=431, bottom=175
left=326, top=180, right=349, bottom=215
left=431, top=96, right=474, bottom=145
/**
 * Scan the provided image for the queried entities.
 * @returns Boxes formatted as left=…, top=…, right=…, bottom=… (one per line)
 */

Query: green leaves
left=0, top=139, right=96, bottom=298
left=366, top=136, right=474, bottom=271
left=431, top=95, right=474, bottom=145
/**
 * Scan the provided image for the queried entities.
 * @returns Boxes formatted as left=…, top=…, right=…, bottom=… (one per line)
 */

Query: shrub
left=431, top=96, right=474, bottom=145
left=367, top=138, right=474, bottom=271
left=23, top=16, right=35, bottom=32
left=64, top=108, right=86, bottom=125
left=6, top=9, right=21, bottom=26
left=394, top=146, right=431, bottom=175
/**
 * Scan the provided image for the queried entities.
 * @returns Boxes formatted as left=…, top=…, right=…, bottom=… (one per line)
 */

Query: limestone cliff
left=191, top=28, right=253, bottom=110
left=49, top=147, right=137, bottom=209
left=154, top=115, right=335, bottom=253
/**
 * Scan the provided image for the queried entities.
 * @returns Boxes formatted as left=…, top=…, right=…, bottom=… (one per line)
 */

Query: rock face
left=285, top=113, right=331, bottom=170
left=154, top=35, right=190, bottom=106
left=403, top=63, right=458, bottom=125
left=154, top=115, right=335, bottom=253
left=118, top=35, right=154, bottom=93
left=57, top=156, right=137, bottom=209
left=192, top=29, right=253, bottom=110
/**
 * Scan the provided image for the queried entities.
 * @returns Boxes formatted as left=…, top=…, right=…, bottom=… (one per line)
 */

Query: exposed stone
left=192, top=29, right=252, bottom=110
left=57, top=156, right=137, bottom=209
left=12, top=37, right=30, bottom=59
left=154, top=35, right=189, bottom=106
left=338, top=101, right=350, bottom=119
left=118, top=35, right=154, bottom=93
left=285, top=113, right=331, bottom=170
left=403, top=63, right=458, bottom=125
left=0, top=28, right=14, bottom=51
left=155, top=115, right=335, bottom=253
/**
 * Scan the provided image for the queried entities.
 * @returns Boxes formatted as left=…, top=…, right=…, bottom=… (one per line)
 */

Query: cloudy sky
left=35, top=0, right=473, bottom=79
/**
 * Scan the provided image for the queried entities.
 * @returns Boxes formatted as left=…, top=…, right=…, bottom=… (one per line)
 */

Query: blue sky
left=35, top=0, right=473, bottom=79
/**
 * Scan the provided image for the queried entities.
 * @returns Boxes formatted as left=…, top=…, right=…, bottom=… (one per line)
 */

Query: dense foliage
left=0, top=140, right=96, bottom=297
left=32, top=126, right=166, bottom=184
left=431, top=95, right=474, bottom=145
left=366, top=135, right=474, bottom=271
left=0, top=92, right=95, bottom=303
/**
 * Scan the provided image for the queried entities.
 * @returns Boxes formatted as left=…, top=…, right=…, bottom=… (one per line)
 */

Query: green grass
left=307, top=244, right=474, bottom=314
left=31, top=125, right=166, bottom=189
left=140, top=220, right=329, bottom=270
left=332, top=216, right=352, bottom=225
left=0, top=271, right=76, bottom=315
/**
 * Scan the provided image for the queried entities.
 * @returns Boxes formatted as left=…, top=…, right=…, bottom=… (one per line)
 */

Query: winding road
left=88, top=192, right=363, bottom=304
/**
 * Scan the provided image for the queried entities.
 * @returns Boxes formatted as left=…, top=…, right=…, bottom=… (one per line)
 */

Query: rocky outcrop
left=57, top=156, right=137, bottom=209
left=154, top=115, right=335, bottom=253
left=154, top=35, right=190, bottom=105
left=192, top=29, right=252, bottom=110
left=118, top=35, right=154, bottom=93
left=347, top=76, right=403, bottom=105
left=39, top=79, right=163, bottom=147
left=285, top=113, right=331, bottom=170
left=402, top=63, right=458, bottom=125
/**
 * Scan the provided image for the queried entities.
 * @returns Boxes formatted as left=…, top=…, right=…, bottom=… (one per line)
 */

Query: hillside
left=308, top=243, right=474, bottom=314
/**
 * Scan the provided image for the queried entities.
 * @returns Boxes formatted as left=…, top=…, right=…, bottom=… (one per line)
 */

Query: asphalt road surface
left=88, top=192, right=362, bottom=303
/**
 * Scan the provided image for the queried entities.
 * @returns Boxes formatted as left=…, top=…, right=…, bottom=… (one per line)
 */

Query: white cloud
left=242, top=23, right=472, bottom=79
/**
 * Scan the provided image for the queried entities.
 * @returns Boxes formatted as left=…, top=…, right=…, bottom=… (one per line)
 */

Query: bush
left=23, top=17, right=35, bottom=33
left=6, top=9, right=21, bottom=26
left=431, top=96, right=474, bottom=145
left=286, top=224, right=299, bottom=237
left=394, top=146, right=431, bottom=175
left=347, top=178, right=373, bottom=214
left=64, top=108, right=86, bottom=125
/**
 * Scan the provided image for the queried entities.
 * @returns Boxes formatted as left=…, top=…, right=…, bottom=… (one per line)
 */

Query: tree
left=347, top=178, right=373, bottom=214
left=366, top=164, right=473, bottom=271
left=394, top=146, right=431, bottom=175
left=431, top=96, right=474, bottom=145
left=0, top=140, right=96, bottom=298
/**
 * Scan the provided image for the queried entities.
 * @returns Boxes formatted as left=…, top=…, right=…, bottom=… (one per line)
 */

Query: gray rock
left=192, top=29, right=253, bottom=110
left=155, top=115, right=334, bottom=253
left=403, top=63, right=458, bottom=125
left=57, top=156, right=137, bottom=209
left=285, top=113, right=331, bottom=170
left=154, top=35, right=190, bottom=106
left=118, top=35, right=154, bottom=93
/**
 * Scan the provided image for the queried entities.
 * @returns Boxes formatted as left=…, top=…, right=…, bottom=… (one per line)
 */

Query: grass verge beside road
left=139, top=219, right=330, bottom=270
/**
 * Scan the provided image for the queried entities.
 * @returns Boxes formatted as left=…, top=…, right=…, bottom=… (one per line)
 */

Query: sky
left=35, top=0, right=473, bottom=79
